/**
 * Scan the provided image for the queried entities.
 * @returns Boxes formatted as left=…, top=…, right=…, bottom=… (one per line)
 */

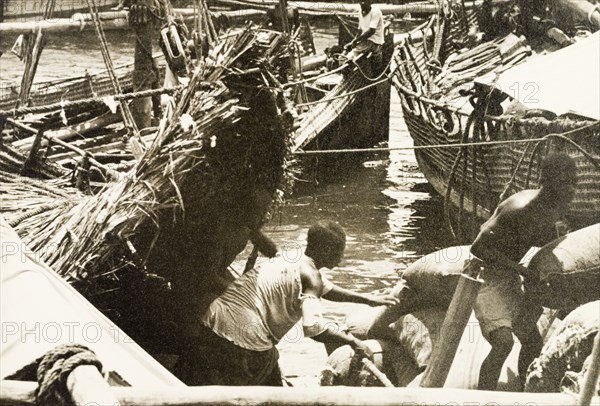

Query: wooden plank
left=66, top=365, right=120, bottom=406
left=214, top=0, right=513, bottom=16
left=421, top=271, right=483, bottom=388
left=0, top=9, right=265, bottom=34
left=1, top=381, right=596, bottom=405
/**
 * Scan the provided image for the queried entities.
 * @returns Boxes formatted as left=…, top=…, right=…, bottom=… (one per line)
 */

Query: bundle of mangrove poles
left=0, top=24, right=295, bottom=292
left=434, top=33, right=532, bottom=96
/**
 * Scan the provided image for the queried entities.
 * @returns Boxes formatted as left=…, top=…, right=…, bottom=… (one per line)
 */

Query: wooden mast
left=130, top=0, right=156, bottom=129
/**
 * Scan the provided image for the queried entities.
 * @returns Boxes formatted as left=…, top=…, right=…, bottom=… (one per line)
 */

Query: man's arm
left=470, top=206, right=528, bottom=275
left=301, top=294, right=372, bottom=354
left=346, top=28, right=376, bottom=50
left=300, top=268, right=372, bottom=352
left=323, top=284, right=398, bottom=306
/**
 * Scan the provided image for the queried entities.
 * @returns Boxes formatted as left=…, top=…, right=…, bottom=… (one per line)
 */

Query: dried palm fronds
left=1, top=25, right=295, bottom=293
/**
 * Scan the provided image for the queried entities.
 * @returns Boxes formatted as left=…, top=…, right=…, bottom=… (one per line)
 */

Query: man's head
left=305, top=221, right=346, bottom=269
left=359, top=0, right=373, bottom=14
left=539, top=152, right=577, bottom=205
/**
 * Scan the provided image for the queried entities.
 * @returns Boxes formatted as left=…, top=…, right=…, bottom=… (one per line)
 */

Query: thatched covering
left=1, top=25, right=296, bottom=351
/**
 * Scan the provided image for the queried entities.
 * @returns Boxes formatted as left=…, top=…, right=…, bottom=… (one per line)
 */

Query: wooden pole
left=577, top=332, right=600, bottom=406
left=212, top=0, right=513, bottom=15
left=278, top=0, right=290, bottom=34
left=1, top=381, right=597, bottom=406
left=131, top=0, right=155, bottom=130
left=362, top=358, right=395, bottom=388
left=66, top=365, right=121, bottom=406
left=20, top=126, right=46, bottom=176
left=7, top=118, right=121, bottom=179
left=0, top=10, right=263, bottom=35
left=420, top=261, right=483, bottom=388
left=13, top=113, right=120, bottom=149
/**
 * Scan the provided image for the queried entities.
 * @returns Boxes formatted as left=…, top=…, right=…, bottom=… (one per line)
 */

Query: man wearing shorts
left=470, top=152, right=577, bottom=390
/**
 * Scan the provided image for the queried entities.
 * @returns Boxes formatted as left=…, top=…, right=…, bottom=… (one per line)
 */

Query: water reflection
left=270, top=92, right=455, bottom=382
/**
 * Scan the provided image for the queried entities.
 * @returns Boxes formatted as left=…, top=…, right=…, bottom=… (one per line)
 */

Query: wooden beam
left=131, top=0, right=155, bottom=130
left=0, top=9, right=264, bottom=35
left=213, top=0, right=513, bottom=16
left=421, top=269, right=483, bottom=388
left=66, top=365, right=120, bottom=406
left=1, top=381, right=596, bottom=406
left=0, top=12, right=129, bottom=34
left=12, top=113, right=121, bottom=150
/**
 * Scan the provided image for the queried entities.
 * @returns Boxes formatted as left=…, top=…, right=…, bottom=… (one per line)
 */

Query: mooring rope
left=296, top=76, right=390, bottom=107
left=5, top=344, right=104, bottom=406
left=353, top=49, right=397, bottom=82
left=292, top=121, right=600, bottom=155
left=283, top=63, right=348, bottom=88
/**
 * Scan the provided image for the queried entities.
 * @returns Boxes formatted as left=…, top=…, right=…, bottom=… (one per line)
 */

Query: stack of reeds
left=0, top=24, right=295, bottom=295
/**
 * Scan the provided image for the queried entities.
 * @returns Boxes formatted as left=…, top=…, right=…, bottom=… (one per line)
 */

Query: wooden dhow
left=392, top=0, right=600, bottom=238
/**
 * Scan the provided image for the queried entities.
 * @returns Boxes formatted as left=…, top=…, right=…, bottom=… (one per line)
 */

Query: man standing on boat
left=470, top=153, right=577, bottom=390
left=344, top=0, right=385, bottom=67
left=175, top=221, right=398, bottom=386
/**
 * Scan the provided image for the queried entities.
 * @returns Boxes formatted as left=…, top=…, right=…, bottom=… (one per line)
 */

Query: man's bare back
left=473, top=188, right=566, bottom=266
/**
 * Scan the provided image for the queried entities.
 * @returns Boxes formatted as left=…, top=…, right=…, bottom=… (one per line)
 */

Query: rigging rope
left=292, top=121, right=600, bottom=154
left=296, top=75, right=390, bottom=107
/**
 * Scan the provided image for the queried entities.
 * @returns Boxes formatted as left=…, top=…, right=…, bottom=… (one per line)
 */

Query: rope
left=86, top=0, right=140, bottom=138
left=27, top=344, right=104, bottom=406
left=296, top=76, right=390, bottom=107
left=353, top=49, right=396, bottom=82
left=283, top=63, right=348, bottom=88
left=444, top=110, right=473, bottom=240
left=0, top=86, right=182, bottom=117
left=544, top=134, right=600, bottom=168
left=292, top=124, right=597, bottom=154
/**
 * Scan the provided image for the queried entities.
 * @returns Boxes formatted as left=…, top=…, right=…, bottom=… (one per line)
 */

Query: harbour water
left=1, top=22, right=456, bottom=383
left=267, top=89, right=455, bottom=383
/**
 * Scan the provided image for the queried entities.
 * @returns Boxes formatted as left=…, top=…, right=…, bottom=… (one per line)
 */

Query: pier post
left=130, top=0, right=155, bottom=130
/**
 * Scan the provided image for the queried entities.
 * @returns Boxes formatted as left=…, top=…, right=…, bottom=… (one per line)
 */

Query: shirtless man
left=471, top=152, right=577, bottom=390
left=176, top=221, right=397, bottom=385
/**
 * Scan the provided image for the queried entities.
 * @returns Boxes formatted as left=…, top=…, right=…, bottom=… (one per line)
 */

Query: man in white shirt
left=175, top=221, right=398, bottom=386
left=345, top=0, right=385, bottom=64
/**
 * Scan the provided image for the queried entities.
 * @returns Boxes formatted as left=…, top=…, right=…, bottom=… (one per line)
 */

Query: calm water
left=0, top=22, right=456, bottom=383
